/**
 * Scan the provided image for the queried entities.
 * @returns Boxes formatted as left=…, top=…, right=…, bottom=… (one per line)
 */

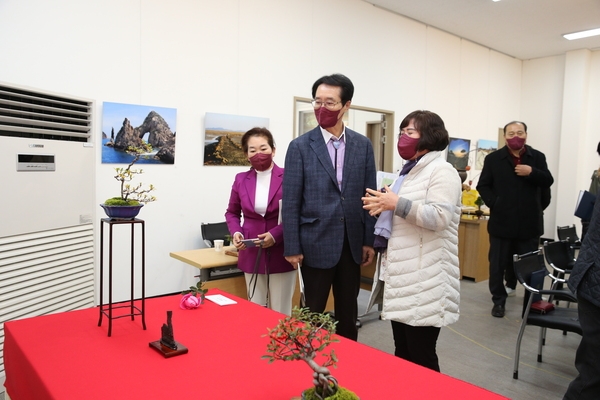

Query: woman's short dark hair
left=241, top=127, right=275, bottom=153
left=596, top=141, right=600, bottom=156
left=399, top=110, right=449, bottom=151
left=311, top=73, right=354, bottom=104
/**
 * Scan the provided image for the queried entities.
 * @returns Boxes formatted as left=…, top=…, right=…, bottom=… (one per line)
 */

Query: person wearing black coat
left=476, top=121, right=554, bottom=318
left=564, top=197, right=600, bottom=399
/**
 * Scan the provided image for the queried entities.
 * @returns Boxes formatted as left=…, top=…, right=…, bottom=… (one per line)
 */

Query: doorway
left=293, top=97, right=395, bottom=172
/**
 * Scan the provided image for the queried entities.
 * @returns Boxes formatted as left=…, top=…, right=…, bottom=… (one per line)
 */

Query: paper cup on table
left=214, top=239, right=224, bottom=252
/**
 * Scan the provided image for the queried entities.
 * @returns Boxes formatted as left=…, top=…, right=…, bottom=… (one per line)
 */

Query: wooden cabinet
left=458, top=217, right=490, bottom=282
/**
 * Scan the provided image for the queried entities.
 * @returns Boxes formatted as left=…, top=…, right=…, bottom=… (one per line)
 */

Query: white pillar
left=555, top=49, right=592, bottom=234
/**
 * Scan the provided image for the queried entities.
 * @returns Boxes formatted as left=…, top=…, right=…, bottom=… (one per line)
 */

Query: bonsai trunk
left=302, top=356, right=338, bottom=398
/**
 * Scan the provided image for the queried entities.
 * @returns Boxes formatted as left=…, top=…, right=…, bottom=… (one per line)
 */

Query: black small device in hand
left=241, top=238, right=259, bottom=247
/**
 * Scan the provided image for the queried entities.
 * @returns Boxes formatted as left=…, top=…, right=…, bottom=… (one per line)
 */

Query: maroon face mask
left=249, top=153, right=273, bottom=171
left=397, top=133, right=420, bottom=160
left=506, top=136, right=525, bottom=151
left=314, top=106, right=341, bottom=129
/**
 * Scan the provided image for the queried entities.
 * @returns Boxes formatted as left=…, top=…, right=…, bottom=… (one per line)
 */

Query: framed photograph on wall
left=101, top=101, right=177, bottom=164
left=446, top=137, right=470, bottom=170
left=298, top=110, right=318, bottom=136
left=295, top=106, right=348, bottom=137
left=203, top=112, right=269, bottom=166
left=475, top=139, right=498, bottom=170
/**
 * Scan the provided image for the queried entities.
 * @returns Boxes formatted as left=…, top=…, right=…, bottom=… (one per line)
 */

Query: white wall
left=522, top=50, right=600, bottom=236
left=521, top=55, right=565, bottom=238
left=1, top=0, right=596, bottom=299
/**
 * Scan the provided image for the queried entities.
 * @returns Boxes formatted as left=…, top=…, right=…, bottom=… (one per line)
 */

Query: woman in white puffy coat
left=362, top=110, right=462, bottom=372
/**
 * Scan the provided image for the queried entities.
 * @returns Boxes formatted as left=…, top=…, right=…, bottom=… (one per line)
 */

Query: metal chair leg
left=513, top=319, right=527, bottom=379
left=537, top=327, right=544, bottom=362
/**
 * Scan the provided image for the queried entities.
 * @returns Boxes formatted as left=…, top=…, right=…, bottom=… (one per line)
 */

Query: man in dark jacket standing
left=564, top=196, right=600, bottom=399
left=477, top=121, right=554, bottom=318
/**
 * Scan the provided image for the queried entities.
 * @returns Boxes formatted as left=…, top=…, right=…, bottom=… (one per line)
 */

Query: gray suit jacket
left=282, top=126, right=376, bottom=268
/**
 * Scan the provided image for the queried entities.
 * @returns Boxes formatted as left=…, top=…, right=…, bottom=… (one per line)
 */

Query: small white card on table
left=205, top=294, right=237, bottom=306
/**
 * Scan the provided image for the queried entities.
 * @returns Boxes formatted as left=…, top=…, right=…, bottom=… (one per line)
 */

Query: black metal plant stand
left=98, top=218, right=146, bottom=337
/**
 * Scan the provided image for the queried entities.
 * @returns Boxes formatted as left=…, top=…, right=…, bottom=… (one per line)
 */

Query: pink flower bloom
left=180, top=293, right=202, bottom=310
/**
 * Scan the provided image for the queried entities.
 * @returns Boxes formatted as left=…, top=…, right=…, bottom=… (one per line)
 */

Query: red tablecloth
left=4, top=290, right=506, bottom=399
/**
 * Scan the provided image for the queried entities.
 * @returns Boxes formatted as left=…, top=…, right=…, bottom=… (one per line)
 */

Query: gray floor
left=356, top=279, right=580, bottom=400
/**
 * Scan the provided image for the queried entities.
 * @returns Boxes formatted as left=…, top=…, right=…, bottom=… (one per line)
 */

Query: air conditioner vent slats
left=0, top=85, right=92, bottom=142
left=0, top=224, right=94, bottom=380
left=0, top=96, right=91, bottom=117
left=0, top=115, right=90, bottom=132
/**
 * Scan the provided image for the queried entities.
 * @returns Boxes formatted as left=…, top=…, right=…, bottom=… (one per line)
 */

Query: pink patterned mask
left=249, top=152, right=273, bottom=171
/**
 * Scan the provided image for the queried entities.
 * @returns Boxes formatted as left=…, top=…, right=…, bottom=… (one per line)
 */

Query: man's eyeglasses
left=311, top=100, right=341, bottom=110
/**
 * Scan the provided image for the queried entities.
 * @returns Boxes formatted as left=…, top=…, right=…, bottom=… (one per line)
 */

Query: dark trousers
left=301, top=236, right=360, bottom=341
left=488, top=235, right=538, bottom=306
left=564, top=295, right=600, bottom=400
left=391, top=320, right=441, bottom=372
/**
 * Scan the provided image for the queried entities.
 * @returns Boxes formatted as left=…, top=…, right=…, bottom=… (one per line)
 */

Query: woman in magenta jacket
left=225, top=127, right=296, bottom=315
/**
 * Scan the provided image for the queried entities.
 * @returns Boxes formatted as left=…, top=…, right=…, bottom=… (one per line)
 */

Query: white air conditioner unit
left=0, top=83, right=95, bottom=391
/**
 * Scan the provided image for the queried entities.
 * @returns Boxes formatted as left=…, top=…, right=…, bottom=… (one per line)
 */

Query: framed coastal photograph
left=204, top=112, right=269, bottom=166
left=475, top=139, right=498, bottom=170
left=102, top=102, right=177, bottom=164
left=446, top=137, right=471, bottom=170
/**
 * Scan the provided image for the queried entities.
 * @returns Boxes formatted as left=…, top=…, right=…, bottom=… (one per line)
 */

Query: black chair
left=557, top=224, right=582, bottom=250
left=543, top=240, right=576, bottom=286
left=512, top=250, right=581, bottom=379
left=200, top=222, right=231, bottom=247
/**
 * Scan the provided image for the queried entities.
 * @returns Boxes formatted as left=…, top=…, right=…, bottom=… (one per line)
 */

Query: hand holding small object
left=285, top=254, right=303, bottom=267
left=257, top=232, right=275, bottom=248
left=232, top=232, right=246, bottom=249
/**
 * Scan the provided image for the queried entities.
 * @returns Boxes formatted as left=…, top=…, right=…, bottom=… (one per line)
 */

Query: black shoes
left=491, top=304, right=505, bottom=318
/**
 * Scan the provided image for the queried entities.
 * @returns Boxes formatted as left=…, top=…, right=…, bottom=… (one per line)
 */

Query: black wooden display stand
left=98, top=218, right=147, bottom=337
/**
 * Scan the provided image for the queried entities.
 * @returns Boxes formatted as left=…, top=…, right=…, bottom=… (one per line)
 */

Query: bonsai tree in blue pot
left=101, top=145, right=156, bottom=219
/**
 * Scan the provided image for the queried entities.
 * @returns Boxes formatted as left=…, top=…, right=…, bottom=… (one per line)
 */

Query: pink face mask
left=506, top=136, right=525, bottom=151
left=249, top=152, right=273, bottom=171
left=314, top=106, right=341, bottom=129
left=397, top=133, right=420, bottom=160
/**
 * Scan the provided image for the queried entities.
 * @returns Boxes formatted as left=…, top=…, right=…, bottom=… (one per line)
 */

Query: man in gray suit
left=282, top=73, right=376, bottom=340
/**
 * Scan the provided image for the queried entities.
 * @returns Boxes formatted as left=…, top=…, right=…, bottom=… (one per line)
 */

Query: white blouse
left=254, top=167, right=272, bottom=216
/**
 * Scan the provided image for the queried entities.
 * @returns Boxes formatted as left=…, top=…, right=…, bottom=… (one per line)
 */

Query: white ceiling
left=364, top=0, right=600, bottom=60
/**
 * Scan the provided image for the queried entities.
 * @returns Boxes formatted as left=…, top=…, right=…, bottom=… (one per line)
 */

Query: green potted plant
left=100, top=145, right=157, bottom=219
left=263, top=307, right=359, bottom=400
left=474, top=196, right=485, bottom=219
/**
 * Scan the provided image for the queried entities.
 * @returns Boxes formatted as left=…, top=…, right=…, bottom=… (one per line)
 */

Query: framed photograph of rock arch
left=102, top=102, right=177, bottom=164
